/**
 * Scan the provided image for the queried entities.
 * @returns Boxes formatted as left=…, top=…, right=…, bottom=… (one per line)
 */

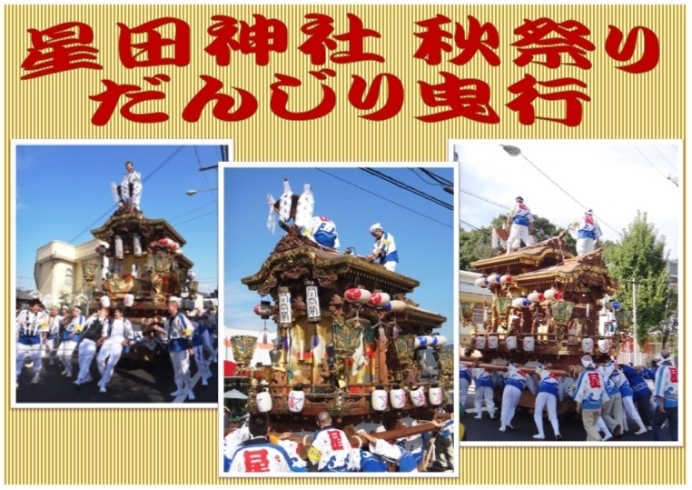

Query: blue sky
left=15, top=144, right=226, bottom=294
left=223, top=166, right=456, bottom=341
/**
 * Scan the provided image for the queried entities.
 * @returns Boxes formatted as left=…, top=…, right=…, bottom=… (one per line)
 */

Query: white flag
left=279, top=179, right=292, bottom=222
left=295, top=183, right=314, bottom=228
left=266, top=194, right=276, bottom=234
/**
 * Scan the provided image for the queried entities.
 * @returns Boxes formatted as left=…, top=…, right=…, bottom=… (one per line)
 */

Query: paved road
left=461, top=386, right=659, bottom=443
left=15, top=348, right=218, bottom=405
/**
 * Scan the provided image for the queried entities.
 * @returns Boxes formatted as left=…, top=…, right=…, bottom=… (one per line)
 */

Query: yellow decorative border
left=3, top=3, right=685, bottom=485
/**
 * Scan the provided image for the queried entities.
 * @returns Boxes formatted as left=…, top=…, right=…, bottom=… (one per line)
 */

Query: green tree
left=460, top=214, right=576, bottom=270
left=603, top=211, right=671, bottom=349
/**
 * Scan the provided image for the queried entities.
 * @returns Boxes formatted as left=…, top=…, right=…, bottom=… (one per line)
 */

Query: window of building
left=65, top=267, right=73, bottom=287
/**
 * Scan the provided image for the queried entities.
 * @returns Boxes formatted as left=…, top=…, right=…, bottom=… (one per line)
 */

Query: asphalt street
left=461, top=386, right=662, bottom=443
left=15, top=348, right=218, bottom=404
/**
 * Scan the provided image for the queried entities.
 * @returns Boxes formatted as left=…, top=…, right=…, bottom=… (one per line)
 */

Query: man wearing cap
left=652, top=350, right=678, bottom=441
left=74, top=307, right=109, bottom=386
left=58, top=306, right=85, bottom=378
left=153, top=297, right=196, bottom=400
left=366, top=223, right=399, bottom=272
left=572, top=355, right=611, bottom=441
left=506, top=196, right=535, bottom=254
left=15, top=299, right=49, bottom=385
left=572, top=209, right=602, bottom=256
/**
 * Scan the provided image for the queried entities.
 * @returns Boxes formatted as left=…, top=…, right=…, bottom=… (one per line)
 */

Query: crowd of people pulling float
left=223, top=178, right=455, bottom=473
left=458, top=197, right=678, bottom=441
left=15, top=162, right=218, bottom=399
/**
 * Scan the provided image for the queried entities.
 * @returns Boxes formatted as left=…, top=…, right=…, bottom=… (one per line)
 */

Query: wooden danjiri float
left=82, top=171, right=200, bottom=366
left=460, top=233, right=633, bottom=413
left=230, top=179, right=453, bottom=432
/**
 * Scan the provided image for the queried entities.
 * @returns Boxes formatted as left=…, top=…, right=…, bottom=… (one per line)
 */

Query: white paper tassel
left=114, top=236, right=124, bottom=259
left=378, top=325, right=387, bottom=342
left=279, top=179, right=292, bottom=222
left=492, top=227, right=499, bottom=249
left=266, top=194, right=276, bottom=234
left=120, top=178, right=130, bottom=202
left=133, top=234, right=142, bottom=257
left=295, top=184, right=314, bottom=228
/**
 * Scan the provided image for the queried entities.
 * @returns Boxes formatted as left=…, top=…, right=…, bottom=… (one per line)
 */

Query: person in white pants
left=199, top=313, right=217, bottom=363
left=58, top=306, right=84, bottom=377
left=191, top=318, right=213, bottom=386
left=44, top=306, right=62, bottom=366
left=74, top=308, right=108, bottom=386
left=471, top=366, right=496, bottom=419
left=500, top=363, right=527, bottom=431
left=154, top=297, right=196, bottom=400
left=533, top=364, right=563, bottom=440
left=506, top=196, right=535, bottom=254
left=16, top=299, right=49, bottom=386
left=571, top=209, right=602, bottom=256
left=611, top=365, right=648, bottom=435
left=96, top=307, right=134, bottom=393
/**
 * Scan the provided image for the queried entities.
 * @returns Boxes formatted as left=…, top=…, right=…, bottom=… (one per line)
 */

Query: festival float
left=228, top=179, right=453, bottom=433
left=82, top=167, right=199, bottom=365
left=460, top=232, right=631, bottom=413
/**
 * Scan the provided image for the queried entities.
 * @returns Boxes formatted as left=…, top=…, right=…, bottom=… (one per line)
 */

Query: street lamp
left=501, top=145, right=522, bottom=157
left=186, top=188, right=218, bottom=196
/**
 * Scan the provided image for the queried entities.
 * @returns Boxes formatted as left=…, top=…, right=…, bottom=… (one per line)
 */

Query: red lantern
left=553, top=290, right=564, bottom=301
left=367, top=292, right=391, bottom=306
left=345, top=288, right=372, bottom=303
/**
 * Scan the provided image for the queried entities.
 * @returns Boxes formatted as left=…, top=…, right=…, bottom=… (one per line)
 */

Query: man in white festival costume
left=506, top=196, right=535, bottom=254
left=112, top=160, right=143, bottom=212
left=96, top=306, right=134, bottom=393
left=571, top=208, right=603, bottom=256
left=57, top=305, right=84, bottom=378
left=15, top=298, right=49, bottom=386
left=74, top=306, right=109, bottom=386
left=153, top=296, right=196, bottom=401
left=366, top=223, right=399, bottom=272
left=226, top=412, right=295, bottom=473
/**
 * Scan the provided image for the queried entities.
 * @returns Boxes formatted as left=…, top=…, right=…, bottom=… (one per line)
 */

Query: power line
left=360, top=168, right=453, bottom=210
left=461, top=189, right=510, bottom=211
left=68, top=146, right=186, bottom=244
left=168, top=199, right=216, bottom=222
left=653, top=145, right=677, bottom=172
left=409, top=168, right=445, bottom=187
left=634, top=145, right=670, bottom=182
left=172, top=209, right=217, bottom=226
left=419, top=168, right=453, bottom=186
left=460, top=220, right=481, bottom=231
left=516, top=153, right=622, bottom=237
left=316, top=169, right=453, bottom=229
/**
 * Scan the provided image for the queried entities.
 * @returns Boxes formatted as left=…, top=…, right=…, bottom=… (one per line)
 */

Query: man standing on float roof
left=506, top=196, right=535, bottom=254
left=366, top=223, right=399, bottom=272
left=572, top=209, right=602, bottom=256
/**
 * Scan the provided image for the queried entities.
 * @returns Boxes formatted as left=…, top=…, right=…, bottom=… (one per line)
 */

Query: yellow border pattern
left=4, top=4, right=685, bottom=485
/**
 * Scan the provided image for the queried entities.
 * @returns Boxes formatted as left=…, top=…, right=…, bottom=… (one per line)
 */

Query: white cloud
left=223, top=280, right=268, bottom=332
left=455, top=140, right=681, bottom=259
